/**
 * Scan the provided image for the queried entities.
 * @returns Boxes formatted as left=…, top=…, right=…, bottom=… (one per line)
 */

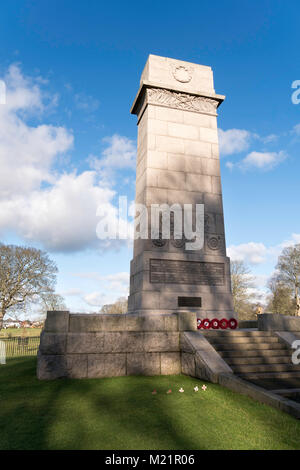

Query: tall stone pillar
left=128, top=55, right=234, bottom=319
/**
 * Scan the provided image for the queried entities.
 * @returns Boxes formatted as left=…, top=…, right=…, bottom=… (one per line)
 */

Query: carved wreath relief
left=172, top=65, right=193, bottom=83
left=147, top=88, right=218, bottom=114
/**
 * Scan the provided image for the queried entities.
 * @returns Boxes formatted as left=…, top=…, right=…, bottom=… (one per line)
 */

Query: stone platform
left=37, top=310, right=197, bottom=380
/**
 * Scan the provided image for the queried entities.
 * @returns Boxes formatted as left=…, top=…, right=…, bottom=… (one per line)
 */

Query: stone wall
left=37, top=310, right=197, bottom=380
left=258, top=313, right=300, bottom=331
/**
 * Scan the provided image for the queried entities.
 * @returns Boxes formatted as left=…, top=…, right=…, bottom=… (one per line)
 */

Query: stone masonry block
left=147, top=151, right=168, bottom=170
left=186, top=173, right=212, bottom=193
left=155, top=106, right=183, bottom=123
left=178, top=311, right=197, bottom=331
left=87, top=354, right=126, bottom=378
left=37, top=353, right=67, bottom=380
left=143, top=332, right=180, bottom=352
left=67, top=333, right=105, bottom=354
left=167, top=122, right=198, bottom=140
left=167, top=153, right=186, bottom=172
left=65, top=354, right=88, bottom=379
left=180, top=333, right=195, bottom=353
left=181, top=352, right=196, bottom=376
left=125, top=332, right=146, bottom=352
left=44, top=311, right=69, bottom=333
left=157, top=170, right=186, bottom=190
left=39, top=332, right=67, bottom=355
left=103, top=332, right=129, bottom=353
left=69, top=314, right=126, bottom=333
left=161, top=352, right=181, bottom=375
left=148, top=118, right=168, bottom=135
left=184, top=141, right=211, bottom=158
left=183, top=112, right=217, bottom=129
left=125, top=314, right=178, bottom=331
left=127, top=352, right=161, bottom=376
left=156, top=135, right=185, bottom=154
left=199, top=127, right=218, bottom=144
left=37, top=353, right=88, bottom=379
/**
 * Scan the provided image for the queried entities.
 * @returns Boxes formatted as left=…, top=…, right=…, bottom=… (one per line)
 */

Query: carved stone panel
left=147, top=88, right=219, bottom=115
left=149, top=259, right=225, bottom=285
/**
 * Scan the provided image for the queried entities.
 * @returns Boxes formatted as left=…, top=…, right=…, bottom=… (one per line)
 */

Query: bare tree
left=0, top=244, right=58, bottom=329
left=39, top=292, right=67, bottom=317
left=266, top=274, right=295, bottom=315
left=100, top=297, right=128, bottom=314
left=230, top=260, right=256, bottom=319
left=276, top=244, right=300, bottom=316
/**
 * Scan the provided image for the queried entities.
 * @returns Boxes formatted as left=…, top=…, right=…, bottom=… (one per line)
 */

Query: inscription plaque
left=150, top=259, right=225, bottom=285
left=178, top=296, right=202, bottom=307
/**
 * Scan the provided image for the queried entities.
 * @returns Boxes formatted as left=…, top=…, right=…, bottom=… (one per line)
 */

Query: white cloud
left=74, top=92, right=100, bottom=112
left=228, top=242, right=268, bottom=265
left=60, top=288, right=84, bottom=297
left=89, top=134, right=136, bottom=183
left=293, top=124, right=300, bottom=135
left=73, top=271, right=129, bottom=293
left=0, top=65, right=73, bottom=199
left=238, top=150, right=287, bottom=171
left=218, top=128, right=252, bottom=156
left=83, top=291, right=106, bottom=307
left=228, top=233, right=300, bottom=266
left=225, top=161, right=234, bottom=170
left=0, top=170, right=123, bottom=252
left=70, top=271, right=129, bottom=308
left=0, top=65, right=134, bottom=253
left=261, top=134, right=278, bottom=144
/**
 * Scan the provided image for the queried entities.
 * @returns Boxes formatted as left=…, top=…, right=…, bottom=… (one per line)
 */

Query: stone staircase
left=202, top=330, right=300, bottom=395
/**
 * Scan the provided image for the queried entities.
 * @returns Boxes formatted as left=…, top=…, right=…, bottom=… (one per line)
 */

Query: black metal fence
left=0, top=336, right=40, bottom=358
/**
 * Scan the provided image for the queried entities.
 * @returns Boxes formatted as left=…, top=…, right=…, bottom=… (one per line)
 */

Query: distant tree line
left=99, top=297, right=128, bottom=314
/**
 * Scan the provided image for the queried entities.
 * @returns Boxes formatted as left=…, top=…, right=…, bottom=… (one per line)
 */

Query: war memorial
left=37, top=55, right=300, bottom=420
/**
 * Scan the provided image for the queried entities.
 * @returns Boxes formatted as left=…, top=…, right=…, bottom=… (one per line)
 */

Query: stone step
left=226, top=355, right=293, bottom=366
left=203, top=330, right=273, bottom=337
left=271, top=388, right=300, bottom=396
left=247, top=377, right=300, bottom=391
left=218, top=349, right=292, bottom=361
left=208, top=336, right=279, bottom=345
left=232, top=363, right=300, bottom=374
left=219, top=349, right=291, bottom=358
left=213, top=342, right=287, bottom=351
left=239, top=371, right=300, bottom=380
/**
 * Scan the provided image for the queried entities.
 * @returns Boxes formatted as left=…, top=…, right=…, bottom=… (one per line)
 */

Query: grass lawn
left=1, top=358, right=300, bottom=450
left=0, top=328, right=42, bottom=338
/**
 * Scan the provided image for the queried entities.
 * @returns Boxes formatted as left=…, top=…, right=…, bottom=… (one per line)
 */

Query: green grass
left=1, top=358, right=300, bottom=450
left=0, top=328, right=42, bottom=338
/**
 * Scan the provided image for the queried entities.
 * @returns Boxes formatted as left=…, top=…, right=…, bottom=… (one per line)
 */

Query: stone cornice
left=131, top=82, right=225, bottom=121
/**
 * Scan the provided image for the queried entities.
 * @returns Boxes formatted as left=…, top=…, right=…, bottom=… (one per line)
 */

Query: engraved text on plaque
left=149, top=259, right=225, bottom=285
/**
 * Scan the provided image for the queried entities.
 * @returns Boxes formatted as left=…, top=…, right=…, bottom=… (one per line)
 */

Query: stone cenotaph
left=37, top=55, right=235, bottom=380
left=128, top=55, right=234, bottom=319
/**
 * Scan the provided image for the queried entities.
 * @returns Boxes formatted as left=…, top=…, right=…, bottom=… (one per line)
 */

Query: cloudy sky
left=1, top=0, right=300, bottom=312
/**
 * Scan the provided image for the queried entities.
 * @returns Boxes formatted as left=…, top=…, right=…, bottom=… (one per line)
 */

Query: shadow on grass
left=1, top=358, right=300, bottom=450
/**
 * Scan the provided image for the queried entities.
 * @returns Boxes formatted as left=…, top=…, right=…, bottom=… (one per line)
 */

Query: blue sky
left=1, top=0, right=300, bottom=314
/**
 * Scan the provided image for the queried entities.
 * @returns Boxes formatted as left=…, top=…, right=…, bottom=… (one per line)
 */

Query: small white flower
left=194, top=386, right=199, bottom=392
left=202, top=385, right=207, bottom=391
left=179, top=387, right=184, bottom=393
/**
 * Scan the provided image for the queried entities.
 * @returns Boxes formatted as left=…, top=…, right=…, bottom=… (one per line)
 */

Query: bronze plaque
left=150, top=259, right=225, bottom=285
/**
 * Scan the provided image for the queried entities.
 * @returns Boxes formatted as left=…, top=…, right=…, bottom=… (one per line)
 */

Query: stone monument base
left=37, top=310, right=197, bottom=380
